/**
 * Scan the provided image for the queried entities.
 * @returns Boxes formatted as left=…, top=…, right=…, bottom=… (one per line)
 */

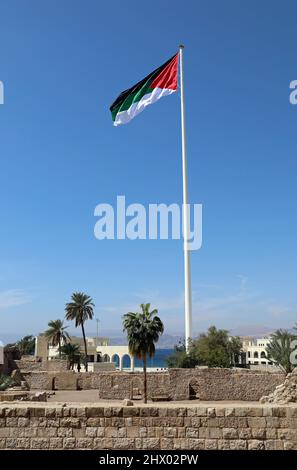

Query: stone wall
left=21, top=368, right=285, bottom=400
left=23, top=372, right=54, bottom=390
left=97, top=369, right=284, bottom=401
left=14, top=359, right=67, bottom=372
left=0, top=403, right=296, bottom=450
left=168, top=369, right=285, bottom=401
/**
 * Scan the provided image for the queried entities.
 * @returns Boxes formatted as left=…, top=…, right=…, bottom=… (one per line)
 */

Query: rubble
left=260, top=368, right=297, bottom=404
left=122, top=398, right=134, bottom=406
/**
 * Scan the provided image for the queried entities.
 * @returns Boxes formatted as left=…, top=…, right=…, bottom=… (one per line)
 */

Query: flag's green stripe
left=111, top=78, right=155, bottom=121
left=110, top=54, right=177, bottom=122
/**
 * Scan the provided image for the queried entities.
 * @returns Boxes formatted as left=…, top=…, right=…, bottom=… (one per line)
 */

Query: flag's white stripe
left=114, top=87, right=176, bottom=126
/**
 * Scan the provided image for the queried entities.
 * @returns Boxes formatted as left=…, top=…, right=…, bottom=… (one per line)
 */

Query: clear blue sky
left=0, top=0, right=297, bottom=342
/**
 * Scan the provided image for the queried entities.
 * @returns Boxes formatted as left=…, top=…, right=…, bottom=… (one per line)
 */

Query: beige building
left=241, top=337, right=274, bottom=368
left=35, top=334, right=133, bottom=371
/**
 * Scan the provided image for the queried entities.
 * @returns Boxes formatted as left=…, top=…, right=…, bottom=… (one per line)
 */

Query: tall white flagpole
left=179, top=44, right=193, bottom=352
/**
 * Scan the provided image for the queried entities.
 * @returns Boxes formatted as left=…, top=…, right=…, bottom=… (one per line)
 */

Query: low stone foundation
left=21, top=369, right=285, bottom=401
left=0, top=403, right=296, bottom=450
left=97, top=369, right=284, bottom=401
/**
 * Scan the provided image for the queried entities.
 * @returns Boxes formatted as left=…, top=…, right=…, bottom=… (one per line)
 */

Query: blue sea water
left=121, top=348, right=174, bottom=369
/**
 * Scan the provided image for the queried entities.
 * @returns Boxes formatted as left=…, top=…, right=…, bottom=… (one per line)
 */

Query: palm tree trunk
left=59, top=337, right=61, bottom=359
left=81, top=323, right=88, bottom=372
left=143, top=354, right=147, bottom=404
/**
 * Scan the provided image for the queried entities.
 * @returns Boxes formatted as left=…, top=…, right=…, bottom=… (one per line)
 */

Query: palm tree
left=60, top=343, right=81, bottom=370
left=16, top=335, right=36, bottom=356
left=123, top=303, right=164, bottom=403
left=265, top=329, right=297, bottom=374
left=44, top=319, right=70, bottom=358
left=65, top=292, right=94, bottom=371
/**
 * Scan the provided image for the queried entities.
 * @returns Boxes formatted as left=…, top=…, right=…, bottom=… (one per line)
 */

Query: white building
left=35, top=334, right=134, bottom=371
left=242, top=337, right=274, bottom=368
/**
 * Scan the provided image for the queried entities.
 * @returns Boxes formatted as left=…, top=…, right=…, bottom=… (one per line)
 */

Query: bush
left=0, top=375, right=14, bottom=391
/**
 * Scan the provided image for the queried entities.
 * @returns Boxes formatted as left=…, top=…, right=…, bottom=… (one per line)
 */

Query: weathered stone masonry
left=23, top=369, right=285, bottom=402
left=0, top=403, right=296, bottom=450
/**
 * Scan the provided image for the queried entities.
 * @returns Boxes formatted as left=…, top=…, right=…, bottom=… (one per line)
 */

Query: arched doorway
left=111, top=354, right=120, bottom=369
left=102, top=354, right=110, bottom=362
left=188, top=378, right=200, bottom=400
left=122, top=354, right=131, bottom=370
left=52, top=377, right=57, bottom=391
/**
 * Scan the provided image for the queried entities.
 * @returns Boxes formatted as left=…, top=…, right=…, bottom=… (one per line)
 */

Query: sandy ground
left=46, top=390, right=261, bottom=406
left=1, top=390, right=297, bottom=408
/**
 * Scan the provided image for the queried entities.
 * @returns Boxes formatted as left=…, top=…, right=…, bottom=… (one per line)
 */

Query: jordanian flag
left=110, top=53, right=179, bottom=126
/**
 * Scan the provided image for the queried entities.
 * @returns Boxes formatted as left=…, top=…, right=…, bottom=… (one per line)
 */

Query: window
left=260, top=351, right=266, bottom=358
left=254, top=352, right=258, bottom=358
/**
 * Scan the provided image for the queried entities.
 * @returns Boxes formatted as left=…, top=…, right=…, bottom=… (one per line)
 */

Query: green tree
left=65, top=292, right=94, bottom=371
left=16, top=335, right=36, bottom=356
left=227, top=336, right=244, bottom=367
left=167, top=326, right=243, bottom=369
left=166, top=340, right=197, bottom=368
left=123, top=303, right=164, bottom=403
left=265, top=329, right=296, bottom=374
left=60, top=343, right=81, bottom=370
left=44, top=319, right=70, bottom=358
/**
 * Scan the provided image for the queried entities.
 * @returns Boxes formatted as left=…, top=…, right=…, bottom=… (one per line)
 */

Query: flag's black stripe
left=109, top=54, right=176, bottom=112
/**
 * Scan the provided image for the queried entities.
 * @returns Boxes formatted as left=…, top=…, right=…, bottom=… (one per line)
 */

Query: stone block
left=163, top=427, right=177, bottom=438
left=57, top=428, right=73, bottom=438
left=160, top=438, right=174, bottom=449
left=284, top=441, right=297, bottom=450
left=63, top=438, right=76, bottom=449
left=18, top=417, right=29, bottom=427
left=16, top=408, right=29, bottom=417
left=247, top=440, right=265, bottom=450
left=222, top=428, right=238, bottom=439
left=45, top=408, right=56, bottom=418
left=49, top=438, right=63, bottom=449
left=60, top=418, right=80, bottom=428
left=265, top=440, right=284, bottom=450
left=247, top=417, right=266, bottom=428
left=186, top=428, right=199, bottom=438
left=187, top=438, right=205, bottom=450
left=173, top=438, right=188, bottom=449
left=251, top=428, right=266, bottom=439
left=93, top=438, right=113, bottom=449
left=0, top=439, right=6, bottom=449
left=218, top=439, right=230, bottom=450
left=37, top=428, right=57, bottom=437
left=225, top=408, right=235, bottom=417
left=205, top=439, right=217, bottom=450
left=272, top=407, right=286, bottom=417
left=86, top=417, right=103, bottom=427
left=76, top=438, right=93, bottom=449
left=209, top=428, right=222, bottom=439
left=31, top=438, right=50, bottom=449
left=86, top=407, right=104, bottom=418
left=229, top=440, right=247, bottom=450
left=265, top=417, right=280, bottom=428
left=6, top=417, right=18, bottom=427
left=85, top=427, right=97, bottom=438
left=238, top=428, right=252, bottom=439
left=113, top=438, right=135, bottom=449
